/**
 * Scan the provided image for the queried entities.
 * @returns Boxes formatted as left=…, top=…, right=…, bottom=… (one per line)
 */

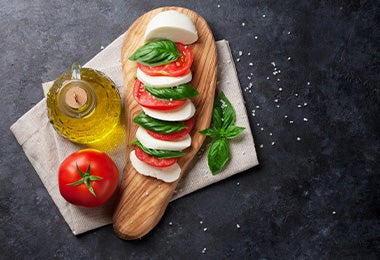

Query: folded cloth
left=10, top=36, right=259, bottom=235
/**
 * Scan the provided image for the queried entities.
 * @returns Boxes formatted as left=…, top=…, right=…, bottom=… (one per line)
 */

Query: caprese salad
left=128, top=10, right=199, bottom=183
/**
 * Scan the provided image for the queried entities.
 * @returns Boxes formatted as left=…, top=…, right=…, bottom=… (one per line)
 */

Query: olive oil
left=47, top=63, right=121, bottom=144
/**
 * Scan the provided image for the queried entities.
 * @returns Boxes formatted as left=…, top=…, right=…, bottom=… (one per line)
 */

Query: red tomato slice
left=138, top=42, right=193, bottom=77
left=134, top=146, right=177, bottom=168
left=133, top=79, right=186, bottom=110
left=146, top=116, right=195, bottom=141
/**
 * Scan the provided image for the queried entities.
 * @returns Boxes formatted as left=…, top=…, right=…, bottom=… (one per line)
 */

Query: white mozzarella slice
left=144, top=10, right=198, bottom=44
left=142, top=99, right=195, bottom=121
left=130, top=150, right=181, bottom=183
left=137, top=68, right=192, bottom=88
left=136, top=127, right=191, bottom=151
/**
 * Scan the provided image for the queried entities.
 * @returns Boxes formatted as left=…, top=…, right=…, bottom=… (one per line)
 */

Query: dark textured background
left=1, top=0, right=379, bottom=258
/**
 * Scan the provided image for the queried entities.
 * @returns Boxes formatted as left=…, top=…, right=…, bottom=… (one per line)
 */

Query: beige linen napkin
left=11, top=35, right=259, bottom=235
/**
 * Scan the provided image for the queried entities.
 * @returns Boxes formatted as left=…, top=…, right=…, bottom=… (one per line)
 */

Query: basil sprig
left=200, top=92, right=245, bottom=175
left=133, top=112, right=186, bottom=134
left=144, top=84, right=199, bottom=100
left=132, top=140, right=185, bottom=158
left=129, top=40, right=180, bottom=66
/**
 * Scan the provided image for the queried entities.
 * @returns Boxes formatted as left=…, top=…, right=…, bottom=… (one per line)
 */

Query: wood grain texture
left=112, top=6, right=217, bottom=240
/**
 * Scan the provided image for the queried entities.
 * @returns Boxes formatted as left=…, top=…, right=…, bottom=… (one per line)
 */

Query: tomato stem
left=67, top=163, right=103, bottom=197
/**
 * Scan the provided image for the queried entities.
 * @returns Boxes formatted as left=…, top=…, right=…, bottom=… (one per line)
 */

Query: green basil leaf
left=129, top=40, right=180, bottom=66
left=207, top=139, right=230, bottom=175
left=144, top=84, right=199, bottom=100
left=222, top=126, right=245, bottom=139
left=199, top=128, right=221, bottom=139
left=133, top=112, right=186, bottom=134
left=212, top=105, right=223, bottom=129
left=215, top=92, right=236, bottom=129
left=132, top=140, right=185, bottom=158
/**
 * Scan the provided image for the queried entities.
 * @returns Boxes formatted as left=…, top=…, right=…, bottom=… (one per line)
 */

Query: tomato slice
left=134, top=146, right=177, bottom=168
left=146, top=116, right=195, bottom=141
left=138, top=42, right=193, bottom=77
left=133, top=80, right=186, bottom=110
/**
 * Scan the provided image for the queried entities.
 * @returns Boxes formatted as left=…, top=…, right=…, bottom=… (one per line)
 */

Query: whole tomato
left=58, top=149, right=119, bottom=208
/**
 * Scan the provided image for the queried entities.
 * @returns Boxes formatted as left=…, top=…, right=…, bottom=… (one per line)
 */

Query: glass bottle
left=46, top=63, right=122, bottom=144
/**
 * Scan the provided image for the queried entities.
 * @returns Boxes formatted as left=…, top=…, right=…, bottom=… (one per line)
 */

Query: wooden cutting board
left=113, top=6, right=217, bottom=240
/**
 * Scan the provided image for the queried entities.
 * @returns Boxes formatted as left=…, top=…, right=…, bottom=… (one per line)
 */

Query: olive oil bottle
left=46, top=63, right=121, bottom=144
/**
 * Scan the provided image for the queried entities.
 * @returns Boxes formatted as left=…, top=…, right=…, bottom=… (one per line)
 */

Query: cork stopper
left=64, top=86, right=87, bottom=109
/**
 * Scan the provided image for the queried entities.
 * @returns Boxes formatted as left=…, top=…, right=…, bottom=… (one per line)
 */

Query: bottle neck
left=57, top=80, right=97, bottom=118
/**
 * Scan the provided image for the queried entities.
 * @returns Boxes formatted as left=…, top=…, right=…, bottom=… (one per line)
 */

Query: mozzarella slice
left=144, top=10, right=198, bottom=44
left=130, top=150, right=181, bottom=183
left=142, top=99, right=195, bottom=121
left=136, top=127, right=191, bottom=151
left=137, top=68, right=192, bottom=88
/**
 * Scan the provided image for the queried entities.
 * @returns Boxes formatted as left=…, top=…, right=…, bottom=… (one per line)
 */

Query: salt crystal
left=295, top=93, right=299, bottom=97
left=254, top=36, right=258, bottom=39
left=202, top=248, right=207, bottom=254
left=284, top=115, right=288, bottom=118
left=332, top=211, right=336, bottom=215
left=303, top=118, right=308, bottom=122
left=279, top=87, right=283, bottom=91
left=236, top=224, right=241, bottom=229
left=100, top=45, right=104, bottom=50
left=260, top=144, right=264, bottom=148
left=274, top=99, right=279, bottom=103
left=277, top=78, right=280, bottom=82
left=271, top=141, right=275, bottom=145
left=288, top=31, right=291, bottom=35
left=287, top=57, right=291, bottom=60
left=238, top=51, right=243, bottom=56
left=289, top=120, right=294, bottom=124
left=298, top=104, right=302, bottom=108
left=256, top=105, right=260, bottom=109
left=242, top=22, right=246, bottom=26
left=267, top=76, right=270, bottom=80
left=260, top=127, right=264, bottom=131
left=203, top=227, right=208, bottom=232
left=217, top=4, right=221, bottom=8
left=269, top=132, right=273, bottom=136
left=276, top=104, right=280, bottom=108
left=271, top=62, right=276, bottom=67
left=236, top=58, right=240, bottom=62
left=237, top=182, right=240, bottom=186
left=249, top=62, right=253, bottom=66
left=297, top=137, right=301, bottom=141
left=303, top=102, right=308, bottom=106
left=200, top=220, right=203, bottom=225
left=169, top=222, right=173, bottom=225
left=257, top=123, right=260, bottom=126
left=307, top=82, right=311, bottom=86
left=248, top=52, right=251, bottom=56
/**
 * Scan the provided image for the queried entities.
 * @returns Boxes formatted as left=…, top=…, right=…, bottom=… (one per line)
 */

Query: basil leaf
left=207, top=139, right=230, bottom=175
left=132, top=140, right=185, bottom=158
left=129, top=40, right=180, bottom=66
left=222, top=126, right=245, bottom=139
left=133, top=112, right=186, bottom=134
left=215, top=92, right=236, bottom=129
left=144, top=84, right=199, bottom=100
left=199, top=128, right=221, bottom=139
left=212, top=105, right=223, bottom=129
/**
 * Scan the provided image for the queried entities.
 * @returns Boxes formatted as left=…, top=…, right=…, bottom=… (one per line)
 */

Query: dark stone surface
left=1, top=0, right=379, bottom=258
